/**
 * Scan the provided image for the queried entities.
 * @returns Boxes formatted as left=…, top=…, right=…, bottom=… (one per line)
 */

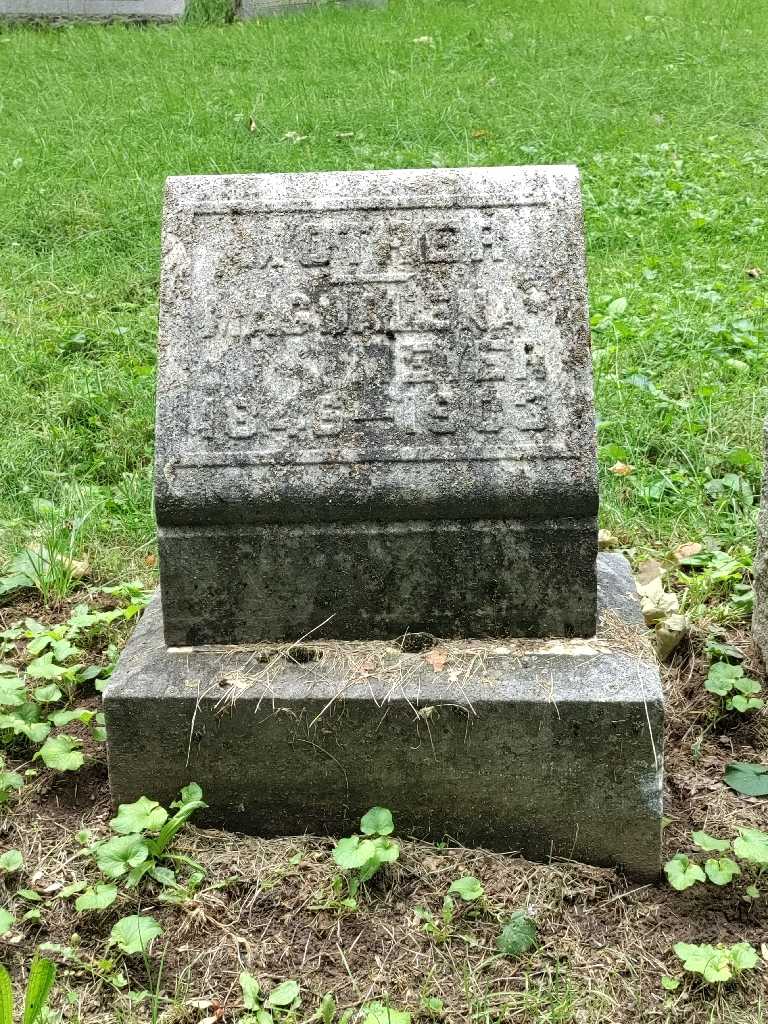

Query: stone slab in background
left=0, top=0, right=182, bottom=17
left=239, top=0, right=385, bottom=17
left=752, top=417, right=768, bottom=664
left=104, top=553, right=663, bottom=880
left=156, top=166, right=597, bottom=644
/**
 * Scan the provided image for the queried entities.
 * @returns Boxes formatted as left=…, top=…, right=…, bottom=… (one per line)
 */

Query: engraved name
left=183, top=205, right=560, bottom=462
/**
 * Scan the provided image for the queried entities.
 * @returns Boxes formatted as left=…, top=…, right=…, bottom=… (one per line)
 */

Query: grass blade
left=0, top=964, right=13, bottom=1024
left=22, top=954, right=56, bottom=1024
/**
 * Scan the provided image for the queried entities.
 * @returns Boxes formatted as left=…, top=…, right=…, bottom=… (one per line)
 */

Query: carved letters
left=186, top=205, right=559, bottom=459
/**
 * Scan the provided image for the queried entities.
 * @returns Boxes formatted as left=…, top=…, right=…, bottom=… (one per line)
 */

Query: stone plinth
left=0, top=0, right=182, bottom=17
left=104, top=554, right=663, bottom=880
left=156, top=167, right=597, bottom=645
left=239, top=0, right=385, bottom=16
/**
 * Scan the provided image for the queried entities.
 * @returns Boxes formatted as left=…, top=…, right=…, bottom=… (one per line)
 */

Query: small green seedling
left=496, top=911, right=538, bottom=957
left=0, top=849, right=23, bottom=874
left=665, top=828, right=768, bottom=900
left=109, top=915, right=163, bottom=956
left=416, top=875, right=485, bottom=944
left=674, top=941, right=759, bottom=984
left=330, top=806, right=400, bottom=906
left=0, top=951, right=57, bottom=1024
left=0, top=753, right=22, bottom=804
left=419, top=994, right=444, bottom=1019
left=89, top=783, right=206, bottom=891
left=0, top=592, right=151, bottom=796
left=361, top=1002, right=411, bottom=1024
left=239, top=972, right=300, bottom=1022
left=705, top=662, right=763, bottom=715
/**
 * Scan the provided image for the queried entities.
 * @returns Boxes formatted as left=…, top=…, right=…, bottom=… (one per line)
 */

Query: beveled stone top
left=155, top=166, right=596, bottom=527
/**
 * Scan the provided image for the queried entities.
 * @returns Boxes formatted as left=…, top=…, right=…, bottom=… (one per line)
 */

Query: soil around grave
left=1, top=592, right=767, bottom=1022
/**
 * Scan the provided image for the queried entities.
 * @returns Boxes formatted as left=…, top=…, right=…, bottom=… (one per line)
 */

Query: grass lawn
left=0, top=1, right=767, bottom=1021
left=1, top=0, right=767, bottom=584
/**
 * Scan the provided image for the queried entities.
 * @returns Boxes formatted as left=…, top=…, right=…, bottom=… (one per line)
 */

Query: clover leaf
left=674, top=942, right=759, bottom=984
left=497, top=912, right=538, bottom=957
left=730, top=943, right=759, bottom=972
left=448, top=876, right=484, bottom=902
left=0, top=849, right=23, bottom=873
left=361, top=1002, right=411, bottom=1024
left=733, top=828, right=768, bottom=865
left=94, top=834, right=150, bottom=879
left=332, top=836, right=378, bottom=870
left=705, top=662, right=742, bottom=696
left=110, top=796, right=168, bottom=836
left=0, top=675, right=25, bottom=707
left=266, top=980, right=300, bottom=1008
left=664, top=854, right=706, bottom=891
left=674, top=943, right=732, bottom=983
left=360, top=806, right=394, bottom=836
left=75, top=883, right=118, bottom=912
left=704, top=857, right=740, bottom=885
left=691, top=831, right=730, bottom=852
left=35, top=735, right=83, bottom=771
left=109, top=914, right=163, bottom=955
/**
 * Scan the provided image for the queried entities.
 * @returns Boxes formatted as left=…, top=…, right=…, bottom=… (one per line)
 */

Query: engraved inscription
left=181, top=204, right=568, bottom=465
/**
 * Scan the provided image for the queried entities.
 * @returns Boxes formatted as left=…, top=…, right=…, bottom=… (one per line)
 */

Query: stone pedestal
left=239, top=0, right=385, bottom=15
left=104, top=554, right=663, bottom=880
left=0, top=0, right=182, bottom=18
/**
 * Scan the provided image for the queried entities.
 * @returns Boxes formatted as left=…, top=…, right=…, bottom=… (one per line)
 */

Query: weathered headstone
left=0, top=0, right=182, bottom=18
left=753, top=418, right=768, bottom=664
left=239, top=0, right=385, bottom=16
left=105, top=166, right=664, bottom=880
left=156, top=167, right=597, bottom=644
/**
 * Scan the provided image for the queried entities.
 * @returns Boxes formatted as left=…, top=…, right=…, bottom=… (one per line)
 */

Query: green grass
left=0, top=0, right=766, bottom=585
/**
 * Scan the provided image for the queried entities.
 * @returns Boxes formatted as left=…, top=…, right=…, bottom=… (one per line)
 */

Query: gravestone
left=239, top=0, right=385, bottom=16
left=0, top=0, right=182, bottom=18
left=105, top=166, right=664, bottom=880
left=155, top=167, right=597, bottom=645
left=753, top=418, right=768, bottom=664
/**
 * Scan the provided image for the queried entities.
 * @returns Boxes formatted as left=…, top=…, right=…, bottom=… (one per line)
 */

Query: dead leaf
left=673, top=542, right=702, bottom=562
left=636, top=576, right=679, bottom=625
left=471, top=129, right=489, bottom=139
left=248, top=117, right=258, bottom=133
left=424, top=649, right=448, bottom=672
left=636, top=559, right=664, bottom=585
left=609, top=461, right=634, bottom=476
left=655, top=613, right=689, bottom=661
left=747, top=267, right=763, bottom=279
left=144, top=553, right=157, bottom=567
left=598, top=529, right=619, bottom=550
left=413, top=35, right=434, bottom=44
left=68, top=557, right=89, bottom=579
